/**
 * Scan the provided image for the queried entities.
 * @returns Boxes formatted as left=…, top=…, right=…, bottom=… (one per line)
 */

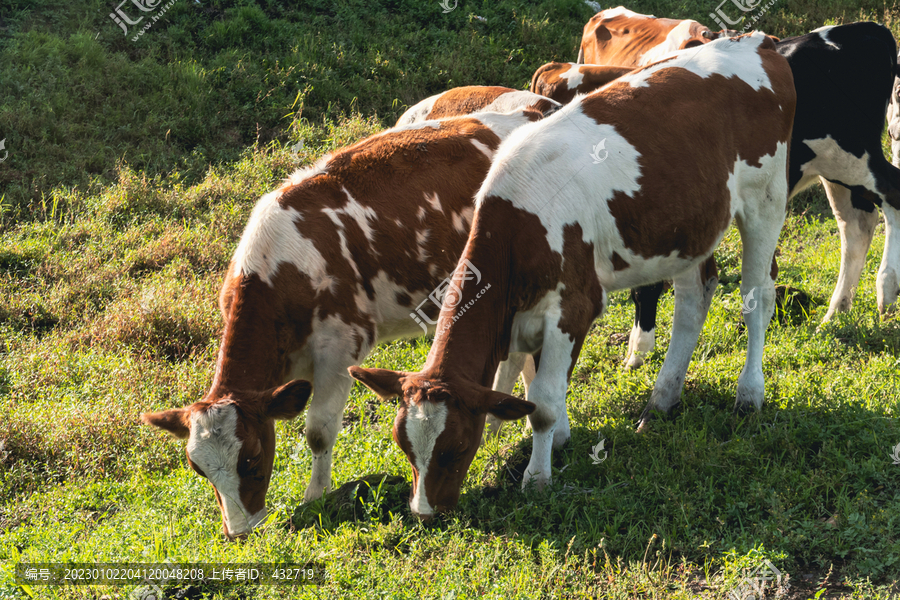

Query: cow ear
left=348, top=367, right=406, bottom=400
left=481, top=390, right=536, bottom=421
left=141, top=408, right=191, bottom=438
left=265, top=380, right=312, bottom=420
left=595, top=24, right=611, bottom=42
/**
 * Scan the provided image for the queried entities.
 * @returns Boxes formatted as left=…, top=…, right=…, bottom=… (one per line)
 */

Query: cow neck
left=210, top=278, right=284, bottom=396
left=422, top=206, right=516, bottom=390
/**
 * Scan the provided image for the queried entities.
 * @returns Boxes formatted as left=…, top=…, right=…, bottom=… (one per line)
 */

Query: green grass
left=2, top=0, right=900, bottom=598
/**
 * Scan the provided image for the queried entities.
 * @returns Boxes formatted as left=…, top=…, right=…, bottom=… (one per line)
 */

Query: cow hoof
left=636, top=417, right=652, bottom=433
left=877, top=289, right=899, bottom=317
left=521, top=476, right=550, bottom=492
left=636, top=406, right=660, bottom=433
left=521, top=468, right=551, bottom=492
left=303, top=484, right=330, bottom=503
left=735, top=369, right=764, bottom=412
left=732, top=402, right=759, bottom=417
left=637, top=400, right=679, bottom=432
left=625, top=353, right=644, bottom=370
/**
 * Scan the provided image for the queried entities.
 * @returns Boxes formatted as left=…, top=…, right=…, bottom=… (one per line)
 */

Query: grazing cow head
left=348, top=367, right=534, bottom=518
left=141, top=380, right=311, bottom=539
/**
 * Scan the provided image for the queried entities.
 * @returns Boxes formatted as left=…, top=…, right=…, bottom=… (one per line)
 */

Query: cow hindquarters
left=638, top=264, right=718, bottom=431
left=821, top=180, right=879, bottom=322
left=877, top=202, right=900, bottom=314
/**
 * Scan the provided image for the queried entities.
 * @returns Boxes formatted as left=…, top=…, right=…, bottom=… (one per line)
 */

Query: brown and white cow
left=627, top=22, right=900, bottom=370
left=350, top=33, right=796, bottom=517
left=141, top=108, right=543, bottom=539
left=577, top=6, right=728, bottom=66
left=396, top=86, right=560, bottom=127
left=530, top=63, right=633, bottom=104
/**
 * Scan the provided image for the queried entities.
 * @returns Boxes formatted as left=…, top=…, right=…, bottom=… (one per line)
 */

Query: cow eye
left=188, top=461, right=207, bottom=478
left=437, top=451, right=455, bottom=468
left=438, top=446, right=466, bottom=468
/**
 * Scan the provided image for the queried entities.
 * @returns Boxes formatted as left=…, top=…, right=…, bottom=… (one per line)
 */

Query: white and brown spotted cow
left=577, top=6, right=729, bottom=66
left=141, top=109, right=543, bottom=539
left=529, top=62, right=633, bottom=104
left=350, top=33, right=796, bottom=516
left=626, top=22, right=900, bottom=369
left=396, top=86, right=560, bottom=127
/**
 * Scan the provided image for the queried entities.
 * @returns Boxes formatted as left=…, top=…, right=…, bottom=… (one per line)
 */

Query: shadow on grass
left=289, top=473, right=410, bottom=532
left=282, top=361, right=899, bottom=583
left=450, top=391, right=900, bottom=582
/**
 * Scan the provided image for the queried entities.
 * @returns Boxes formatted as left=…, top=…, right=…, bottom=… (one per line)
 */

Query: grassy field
left=2, top=0, right=900, bottom=598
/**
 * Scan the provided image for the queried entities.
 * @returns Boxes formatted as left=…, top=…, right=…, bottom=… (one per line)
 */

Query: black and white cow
left=627, top=22, right=900, bottom=371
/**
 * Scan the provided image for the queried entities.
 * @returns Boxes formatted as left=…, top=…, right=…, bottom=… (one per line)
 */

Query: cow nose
left=414, top=511, right=434, bottom=523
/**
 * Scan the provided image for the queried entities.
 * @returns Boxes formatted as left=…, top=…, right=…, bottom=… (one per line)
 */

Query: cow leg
left=625, top=282, right=665, bottom=369
left=521, top=319, right=584, bottom=491
left=877, top=202, right=900, bottom=315
left=638, top=262, right=717, bottom=431
left=484, top=353, right=535, bottom=442
left=821, top=180, right=879, bottom=321
left=542, top=346, right=569, bottom=447
left=521, top=352, right=536, bottom=386
left=302, top=352, right=359, bottom=502
left=733, top=183, right=787, bottom=412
